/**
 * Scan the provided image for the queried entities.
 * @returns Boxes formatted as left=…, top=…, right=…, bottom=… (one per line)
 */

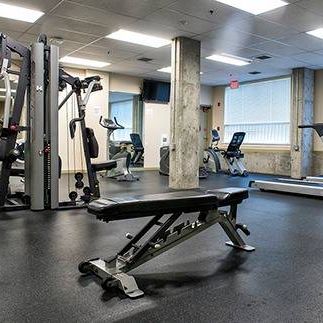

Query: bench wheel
left=242, top=171, right=249, bottom=177
left=78, top=261, right=91, bottom=274
left=101, top=278, right=114, bottom=290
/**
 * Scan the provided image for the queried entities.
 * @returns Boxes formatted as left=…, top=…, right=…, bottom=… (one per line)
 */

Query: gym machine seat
left=79, top=187, right=254, bottom=298
left=91, top=161, right=117, bottom=173
left=130, top=133, right=144, bottom=166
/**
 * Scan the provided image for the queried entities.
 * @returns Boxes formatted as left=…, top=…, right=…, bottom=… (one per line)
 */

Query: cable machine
left=0, top=34, right=60, bottom=211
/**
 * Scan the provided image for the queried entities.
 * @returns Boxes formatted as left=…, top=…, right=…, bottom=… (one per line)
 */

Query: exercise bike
left=130, top=133, right=144, bottom=167
left=204, top=130, right=248, bottom=177
left=99, top=117, right=138, bottom=182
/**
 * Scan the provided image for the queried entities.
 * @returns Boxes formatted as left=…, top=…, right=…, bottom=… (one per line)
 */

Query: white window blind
left=224, top=77, right=291, bottom=145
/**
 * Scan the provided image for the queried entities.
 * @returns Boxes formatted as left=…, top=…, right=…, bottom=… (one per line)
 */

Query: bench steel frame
left=79, top=200, right=254, bottom=298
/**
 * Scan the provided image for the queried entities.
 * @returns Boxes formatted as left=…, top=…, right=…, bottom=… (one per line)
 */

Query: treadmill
left=249, top=123, right=323, bottom=198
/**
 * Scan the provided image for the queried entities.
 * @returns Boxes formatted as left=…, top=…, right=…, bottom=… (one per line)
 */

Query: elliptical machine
left=159, top=146, right=208, bottom=179
left=204, top=130, right=248, bottom=177
left=99, top=117, right=138, bottom=182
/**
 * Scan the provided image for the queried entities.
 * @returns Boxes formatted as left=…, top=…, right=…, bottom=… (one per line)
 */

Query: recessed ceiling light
left=206, top=53, right=251, bottom=66
left=60, top=56, right=111, bottom=68
left=157, top=66, right=203, bottom=74
left=215, top=0, right=288, bottom=15
left=307, top=28, right=323, bottom=39
left=0, top=2, right=44, bottom=23
left=106, top=29, right=171, bottom=48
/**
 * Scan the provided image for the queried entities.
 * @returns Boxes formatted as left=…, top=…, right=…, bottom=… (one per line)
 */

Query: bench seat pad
left=88, top=187, right=248, bottom=222
left=91, top=161, right=117, bottom=172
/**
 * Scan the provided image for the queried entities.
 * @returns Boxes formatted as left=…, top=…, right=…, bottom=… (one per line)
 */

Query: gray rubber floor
left=1, top=171, right=323, bottom=322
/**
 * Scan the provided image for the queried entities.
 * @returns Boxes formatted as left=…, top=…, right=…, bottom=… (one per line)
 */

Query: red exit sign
left=230, top=80, right=240, bottom=89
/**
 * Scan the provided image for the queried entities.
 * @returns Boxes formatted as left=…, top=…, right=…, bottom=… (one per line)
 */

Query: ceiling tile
left=259, top=4, right=323, bottom=33
left=296, top=0, right=323, bottom=14
left=137, top=47, right=172, bottom=66
left=123, top=19, right=194, bottom=40
left=167, top=0, right=251, bottom=25
left=74, top=45, right=138, bottom=62
left=259, top=57, right=307, bottom=69
left=28, top=16, right=110, bottom=39
left=7, top=0, right=62, bottom=12
left=279, top=33, right=323, bottom=52
left=250, top=40, right=305, bottom=57
left=0, top=19, right=33, bottom=34
left=70, top=0, right=176, bottom=19
left=196, top=25, right=270, bottom=52
left=51, top=1, right=137, bottom=30
left=144, top=8, right=216, bottom=35
left=92, top=38, right=150, bottom=55
left=228, top=17, right=299, bottom=41
left=292, top=52, right=323, bottom=67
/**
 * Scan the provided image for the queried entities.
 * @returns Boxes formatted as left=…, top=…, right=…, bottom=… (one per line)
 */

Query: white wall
left=109, top=74, right=142, bottom=94
left=200, top=85, right=214, bottom=106
left=143, top=103, right=171, bottom=168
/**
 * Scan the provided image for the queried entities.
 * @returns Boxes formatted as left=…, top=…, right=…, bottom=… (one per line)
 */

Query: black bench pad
left=88, top=188, right=248, bottom=222
left=10, top=168, right=25, bottom=177
left=91, top=161, right=117, bottom=172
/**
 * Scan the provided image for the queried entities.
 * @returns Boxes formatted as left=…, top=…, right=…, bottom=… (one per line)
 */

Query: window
left=110, top=99, right=133, bottom=141
left=224, top=77, right=291, bottom=145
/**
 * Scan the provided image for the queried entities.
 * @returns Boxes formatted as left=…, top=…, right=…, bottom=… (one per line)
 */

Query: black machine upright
left=0, top=33, right=60, bottom=211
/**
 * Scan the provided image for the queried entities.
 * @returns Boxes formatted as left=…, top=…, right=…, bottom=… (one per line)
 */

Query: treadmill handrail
left=299, top=123, right=323, bottom=138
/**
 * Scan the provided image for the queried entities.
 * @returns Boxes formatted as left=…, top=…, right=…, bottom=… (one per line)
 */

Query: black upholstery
left=207, top=188, right=248, bottom=206
left=224, top=132, right=246, bottom=158
left=86, top=128, right=99, bottom=159
left=211, top=129, right=220, bottom=142
left=10, top=168, right=25, bottom=177
left=130, top=133, right=144, bottom=151
left=88, top=188, right=248, bottom=221
left=130, top=133, right=144, bottom=166
left=91, top=161, right=117, bottom=172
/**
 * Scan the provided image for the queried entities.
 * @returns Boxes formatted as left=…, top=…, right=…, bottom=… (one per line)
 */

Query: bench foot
left=225, top=241, right=255, bottom=252
left=79, top=258, right=144, bottom=299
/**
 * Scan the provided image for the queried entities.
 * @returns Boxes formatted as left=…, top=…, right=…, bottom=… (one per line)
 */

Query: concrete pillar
left=290, top=68, right=314, bottom=179
left=169, top=37, right=201, bottom=189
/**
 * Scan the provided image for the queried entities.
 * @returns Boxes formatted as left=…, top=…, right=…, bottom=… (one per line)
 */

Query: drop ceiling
left=2, top=0, right=323, bottom=85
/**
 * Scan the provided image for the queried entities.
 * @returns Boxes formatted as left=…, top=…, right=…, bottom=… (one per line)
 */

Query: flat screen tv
left=142, top=80, right=170, bottom=103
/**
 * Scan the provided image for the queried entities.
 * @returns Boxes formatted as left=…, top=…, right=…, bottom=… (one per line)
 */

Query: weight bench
left=79, top=187, right=255, bottom=298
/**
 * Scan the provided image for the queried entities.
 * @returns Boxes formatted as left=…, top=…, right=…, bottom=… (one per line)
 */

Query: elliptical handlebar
left=99, top=116, right=125, bottom=131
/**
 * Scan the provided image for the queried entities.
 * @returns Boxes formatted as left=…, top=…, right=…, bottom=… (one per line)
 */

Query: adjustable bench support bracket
left=79, top=204, right=255, bottom=298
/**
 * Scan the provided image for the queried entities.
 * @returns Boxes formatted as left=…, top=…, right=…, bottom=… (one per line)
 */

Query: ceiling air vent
left=248, top=71, right=262, bottom=75
left=255, top=54, right=272, bottom=60
left=137, top=57, right=153, bottom=62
